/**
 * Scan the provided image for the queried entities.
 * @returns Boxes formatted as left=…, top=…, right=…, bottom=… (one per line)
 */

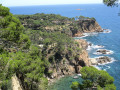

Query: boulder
left=96, top=49, right=112, bottom=55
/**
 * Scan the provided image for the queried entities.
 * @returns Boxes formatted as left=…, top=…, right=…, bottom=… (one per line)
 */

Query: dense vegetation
left=0, top=5, right=83, bottom=90
left=103, top=0, right=119, bottom=6
left=14, top=14, right=97, bottom=37
left=71, top=66, right=116, bottom=90
left=0, top=4, right=116, bottom=90
left=0, top=4, right=48, bottom=90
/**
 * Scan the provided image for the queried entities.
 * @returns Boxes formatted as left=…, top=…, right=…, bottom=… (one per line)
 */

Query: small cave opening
left=78, top=60, right=86, bottom=67
left=74, top=65, right=78, bottom=73
left=48, top=56, right=54, bottom=63
left=55, top=52, right=62, bottom=63
left=44, top=68, right=48, bottom=75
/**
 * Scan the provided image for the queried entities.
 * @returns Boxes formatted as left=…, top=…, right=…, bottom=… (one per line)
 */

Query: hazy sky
left=1, top=0, right=103, bottom=6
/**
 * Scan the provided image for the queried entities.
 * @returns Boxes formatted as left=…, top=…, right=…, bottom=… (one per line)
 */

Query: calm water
left=9, top=4, right=120, bottom=90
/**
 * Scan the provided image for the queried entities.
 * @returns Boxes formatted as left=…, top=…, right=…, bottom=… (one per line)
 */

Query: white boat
left=73, top=76, right=79, bottom=79
left=77, top=74, right=82, bottom=77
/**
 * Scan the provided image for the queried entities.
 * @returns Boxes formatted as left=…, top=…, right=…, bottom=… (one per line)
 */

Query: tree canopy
left=103, top=0, right=119, bottom=6
left=71, top=66, right=116, bottom=90
left=0, top=4, right=116, bottom=90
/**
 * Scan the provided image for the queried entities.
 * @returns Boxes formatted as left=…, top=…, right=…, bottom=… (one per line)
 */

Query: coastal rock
left=96, top=49, right=113, bottom=55
left=75, top=39, right=88, bottom=49
left=97, top=56, right=112, bottom=64
left=90, top=58, right=98, bottom=65
left=74, top=32, right=83, bottom=37
left=47, top=39, right=90, bottom=80
left=12, top=75, right=23, bottom=90
left=79, top=50, right=90, bottom=66
left=90, top=56, right=112, bottom=65
left=74, top=19, right=103, bottom=37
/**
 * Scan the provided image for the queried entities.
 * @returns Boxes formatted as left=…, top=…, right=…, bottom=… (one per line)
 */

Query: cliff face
left=74, top=19, right=102, bottom=37
left=45, top=20, right=102, bottom=81
left=48, top=39, right=90, bottom=80
left=15, top=14, right=101, bottom=83
left=75, top=39, right=90, bottom=66
left=47, top=20, right=102, bottom=79
left=16, top=14, right=102, bottom=38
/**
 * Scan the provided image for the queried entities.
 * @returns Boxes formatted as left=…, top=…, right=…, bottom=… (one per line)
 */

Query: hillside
left=0, top=5, right=104, bottom=90
left=15, top=13, right=102, bottom=37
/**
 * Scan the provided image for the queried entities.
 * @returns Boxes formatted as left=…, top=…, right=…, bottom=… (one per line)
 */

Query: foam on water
left=93, top=58, right=117, bottom=71
left=87, top=44, right=104, bottom=50
left=96, top=57, right=116, bottom=65
left=87, top=43, right=105, bottom=52
left=92, top=65, right=101, bottom=70
left=93, top=49, right=114, bottom=55
left=9, top=4, right=120, bottom=90
left=102, top=29, right=112, bottom=33
left=83, top=32, right=98, bottom=36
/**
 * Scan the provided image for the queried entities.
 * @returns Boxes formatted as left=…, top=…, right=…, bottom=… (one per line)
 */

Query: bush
left=71, top=66, right=116, bottom=90
left=70, top=81, right=80, bottom=90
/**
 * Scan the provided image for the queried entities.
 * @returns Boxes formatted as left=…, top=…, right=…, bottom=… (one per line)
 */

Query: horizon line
left=2, top=3, right=103, bottom=7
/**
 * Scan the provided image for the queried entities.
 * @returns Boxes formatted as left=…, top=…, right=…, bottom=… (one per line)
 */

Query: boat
left=77, top=74, right=82, bottom=77
left=73, top=76, right=79, bottom=79
left=76, top=9, right=81, bottom=10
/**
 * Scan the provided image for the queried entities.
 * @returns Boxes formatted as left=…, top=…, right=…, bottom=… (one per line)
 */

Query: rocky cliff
left=74, top=19, right=103, bottom=37
left=14, top=14, right=102, bottom=85
left=15, top=14, right=103, bottom=37
left=47, top=39, right=90, bottom=82
left=47, top=19, right=102, bottom=81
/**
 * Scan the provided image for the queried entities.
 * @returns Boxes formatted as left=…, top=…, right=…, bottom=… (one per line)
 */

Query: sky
left=0, top=0, right=103, bottom=6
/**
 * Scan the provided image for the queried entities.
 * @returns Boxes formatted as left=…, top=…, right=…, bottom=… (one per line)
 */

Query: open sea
left=9, top=4, right=120, bottom=90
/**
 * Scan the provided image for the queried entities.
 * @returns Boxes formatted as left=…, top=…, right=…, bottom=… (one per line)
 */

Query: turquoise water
left=49, top=75, right=83, bottom=90
left=9, top=4, right=120, bottom=90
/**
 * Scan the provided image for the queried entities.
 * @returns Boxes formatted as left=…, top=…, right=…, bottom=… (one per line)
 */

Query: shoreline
left=48, top=29, right=112, bottom=85
left=82, top=29, right=115, bottom=66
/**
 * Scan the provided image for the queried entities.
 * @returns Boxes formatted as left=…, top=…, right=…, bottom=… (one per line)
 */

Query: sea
left=9, top=4, right=120, bottom=90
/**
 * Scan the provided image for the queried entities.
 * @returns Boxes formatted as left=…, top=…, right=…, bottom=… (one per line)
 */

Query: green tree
left=0, top=4, right=24, bottom=42
left=71, top=81, right=80, bottom=90
left=103, top=0, right=119, bottom=6
left=0, top=4, right=9, bottom=16
left=71, top=66, right=116, bottom=90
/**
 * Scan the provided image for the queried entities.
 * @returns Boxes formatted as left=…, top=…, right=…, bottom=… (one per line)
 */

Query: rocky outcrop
left=95, top=49, right=113, bottom=55
left=17, top=14, right=102, bottom=83
left=75, top=39, right=90, bottom=66
left=74, top=19, right=103, bottom=37
left=97, top=56, right=112, bottom=64
left=90, top=56, right=112, bottom=65
left=48, top=39, right=90, bottom=82
left=12, top=75, right=23, bottom=90
left=75, top=39, right=88, bottom=49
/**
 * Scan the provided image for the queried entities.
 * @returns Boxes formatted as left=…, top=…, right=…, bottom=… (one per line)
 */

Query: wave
left=102, top=29, right=112, bottom=33
left=92, top=65, right=101, bottom=70
left=98, top=57, right=116, bottom=65
left=96, top=56, right=116, bottom=65
left=74, top=29, right=111, bottom=39
left=82, top=29, right=112, bottom=37
left=83, top=32, right=98, bottom=37
left=103, top=66, right=111, bottom=71
left=87, top=43, right=104, bottom=51
left=93, top=65, right=111, bottom=71
left=92, top=57, right=117, bottom=70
